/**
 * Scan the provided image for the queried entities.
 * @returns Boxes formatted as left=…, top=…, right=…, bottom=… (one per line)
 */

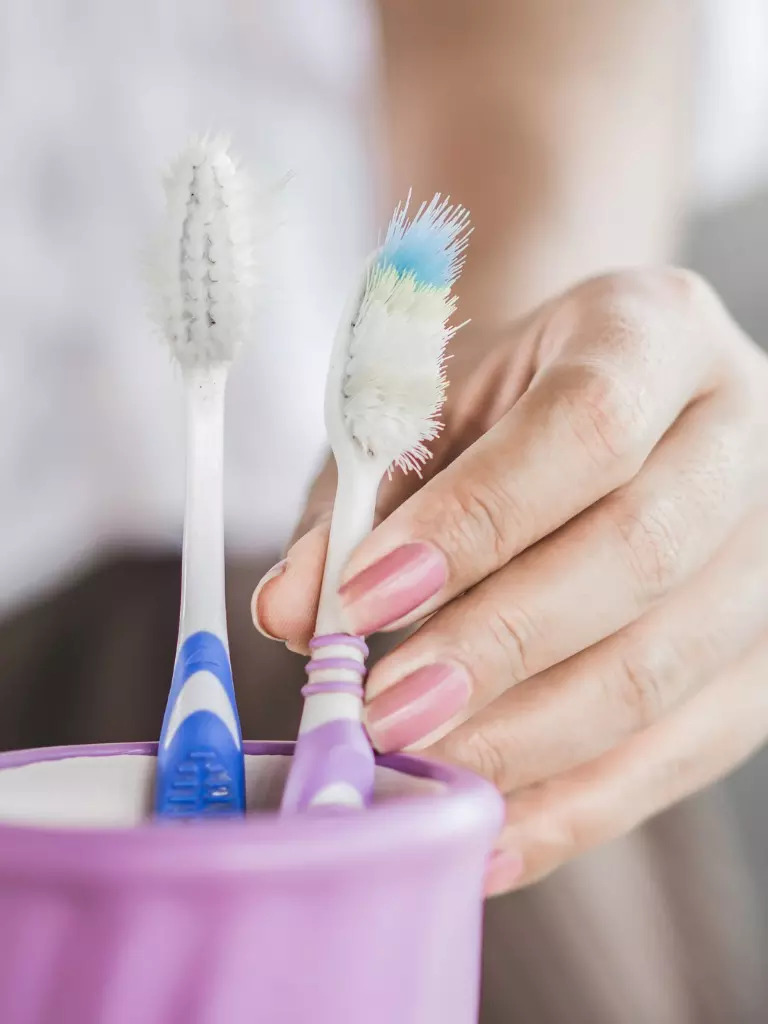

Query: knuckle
left=614, top=649, right=668, bottom=728
left=615, top=630, right=700, bottom=728
left=485, top=602, right=538, bottom=681
left=572, top=267, right=720, bottom=368
left=447, top=727, right=510, bottom=790
left=607, top=494, right=685, bottom=600
left=640, top=268, right=722, bottom=340
left=431, top=478, right=519, bottom=571
left=554, top=362, right=648, bottom=475
left=588, top=267, right=713, bottom=319
left=508, top=782, right=584, bottom=872
left=650, top=266, right=713, bottom=312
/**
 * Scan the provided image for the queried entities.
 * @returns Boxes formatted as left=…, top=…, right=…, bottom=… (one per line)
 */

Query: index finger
left=337, top=271, right=730, bottom=636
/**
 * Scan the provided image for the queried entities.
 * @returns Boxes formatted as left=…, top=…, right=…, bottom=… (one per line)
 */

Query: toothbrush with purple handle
left=281, top=195, right=471, bottom=813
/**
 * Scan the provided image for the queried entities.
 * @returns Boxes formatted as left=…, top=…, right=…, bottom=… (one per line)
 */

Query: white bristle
left=147, top=135, right=260, bottom=369
left=342, top=266, right=459, bottom=473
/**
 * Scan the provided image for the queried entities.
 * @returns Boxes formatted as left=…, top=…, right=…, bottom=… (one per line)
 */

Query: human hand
left=253, top=269, right=768, bottom=895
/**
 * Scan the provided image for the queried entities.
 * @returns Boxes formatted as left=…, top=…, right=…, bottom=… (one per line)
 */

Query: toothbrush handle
left=281, top=718, right=375, bottom=813
left=281, top=633, right=376, bottom=813
left=156, top=631, right=245, bottom=818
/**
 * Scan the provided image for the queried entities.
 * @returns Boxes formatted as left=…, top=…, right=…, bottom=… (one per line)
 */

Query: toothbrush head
left=148, top=135, right=260, bottom=370
left=342, top=194, right=471, bottom=473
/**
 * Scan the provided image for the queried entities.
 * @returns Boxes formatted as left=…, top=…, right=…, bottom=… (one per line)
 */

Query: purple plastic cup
left=0, top=741, right=502, bottom=1024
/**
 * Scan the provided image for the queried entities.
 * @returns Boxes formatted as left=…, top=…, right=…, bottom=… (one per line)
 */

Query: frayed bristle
left=342, top=195, right=470, bottom=472
left=378, top=192, right=471, bottom=290
left=146, top=135, right=262, bottom=369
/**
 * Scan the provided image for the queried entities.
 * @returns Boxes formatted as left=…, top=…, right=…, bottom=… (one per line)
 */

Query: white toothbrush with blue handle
left=148, top=136, right=260, bottom=819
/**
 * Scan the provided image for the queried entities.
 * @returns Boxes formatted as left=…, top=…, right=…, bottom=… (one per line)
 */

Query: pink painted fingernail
left=484, top=849, right=525, bottom=897
left=339, top=543, right=448, bottom=634
left=365, top=662, right=470, bottom=752
left=251, top=559, right=288, bottom=640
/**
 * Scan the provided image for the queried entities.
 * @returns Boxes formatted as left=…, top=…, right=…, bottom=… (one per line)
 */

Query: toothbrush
left=148, top=136, right=260, bottom=819
left=281, top=194, right=470, bottom=813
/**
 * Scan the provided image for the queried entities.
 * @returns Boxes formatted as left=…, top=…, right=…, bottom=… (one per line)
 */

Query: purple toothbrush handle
left=281, top=633, right=375, bottom=813
left=280, top=718, right=376, bottom=812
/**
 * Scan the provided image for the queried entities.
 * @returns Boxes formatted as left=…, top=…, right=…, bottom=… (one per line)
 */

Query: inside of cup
left=0, top=753, right=445, bottom=828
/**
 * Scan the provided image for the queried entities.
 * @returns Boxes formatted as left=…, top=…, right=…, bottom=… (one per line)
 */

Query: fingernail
left=340, top=543, right=447, bottom=634
left=484, top=849, right=525, bottom=897
left=251, top=560, right=288, bottom=640
left=365, top=662, right=470, bottom=752
left=286, top=639, right=311, bottom=656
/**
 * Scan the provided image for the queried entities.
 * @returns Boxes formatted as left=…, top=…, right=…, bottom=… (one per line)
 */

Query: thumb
left=251, top=454, right=422, bottom=652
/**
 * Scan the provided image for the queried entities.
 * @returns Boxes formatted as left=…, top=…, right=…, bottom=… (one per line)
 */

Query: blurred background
left=686, top=0, right=768, bottom=860
left=687, top=188, right=768, bottom=869
left=0, top=1, right=767, bottom=1020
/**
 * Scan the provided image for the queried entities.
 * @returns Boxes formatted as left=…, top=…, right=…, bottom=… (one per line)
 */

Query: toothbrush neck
left=315, top=458, right=381, bottom=636
left=178, top=368, right=228, bottom=650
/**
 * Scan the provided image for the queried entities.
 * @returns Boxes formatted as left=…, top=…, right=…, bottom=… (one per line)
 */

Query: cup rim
left=0, top=741, right=503, bottom=880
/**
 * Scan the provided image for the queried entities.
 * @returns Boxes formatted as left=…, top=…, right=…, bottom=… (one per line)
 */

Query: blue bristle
left=378, top=193, right=471, bottom=289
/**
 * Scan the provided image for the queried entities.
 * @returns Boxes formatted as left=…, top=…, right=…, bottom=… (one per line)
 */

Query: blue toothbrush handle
left=155, top=631, right=245, bottom=819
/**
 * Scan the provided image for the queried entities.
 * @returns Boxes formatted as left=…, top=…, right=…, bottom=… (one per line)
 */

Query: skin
left=253, top=2, right=768, bottom=894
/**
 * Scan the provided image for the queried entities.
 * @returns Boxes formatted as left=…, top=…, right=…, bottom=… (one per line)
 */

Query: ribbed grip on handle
left=156, top=631, right=245, bottom=819
left=281, top=634, right=375, bottom=813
